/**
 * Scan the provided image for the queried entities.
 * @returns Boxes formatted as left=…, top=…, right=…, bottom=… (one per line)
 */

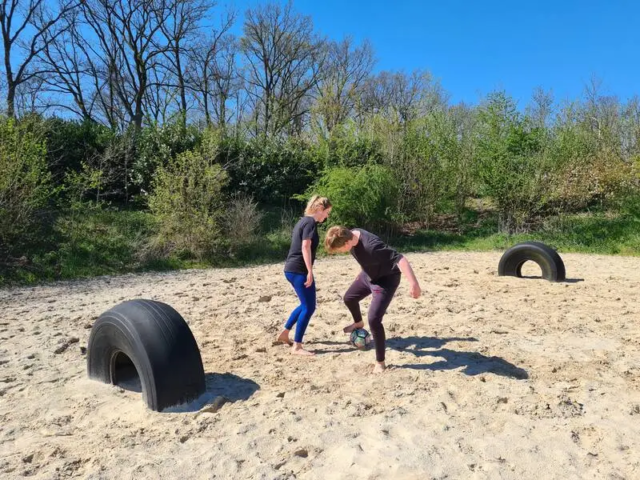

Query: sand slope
left=1, top=251, right=639, bottom=479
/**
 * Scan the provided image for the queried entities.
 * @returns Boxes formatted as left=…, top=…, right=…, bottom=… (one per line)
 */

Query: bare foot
left=372, top=362, right=386, bottom=374
left=291, top=343, right=315, bottom=356
left=343, top=321, right=364, bottom=334
left=275, top=330, right=293, bottom=346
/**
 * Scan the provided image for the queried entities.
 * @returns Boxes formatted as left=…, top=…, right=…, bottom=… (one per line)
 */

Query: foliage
left=148, top=129, right=228, bottom=259
left=0, top=116, right=52, bottom=258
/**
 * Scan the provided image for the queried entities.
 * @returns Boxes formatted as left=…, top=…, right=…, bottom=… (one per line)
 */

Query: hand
left=305, top=272, right=314, bottom=288
left=409, top=282, right=421, bottom=299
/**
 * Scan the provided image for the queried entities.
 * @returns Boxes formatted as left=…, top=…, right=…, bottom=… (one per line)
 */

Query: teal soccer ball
left=349, top=328, right=372, bottom=350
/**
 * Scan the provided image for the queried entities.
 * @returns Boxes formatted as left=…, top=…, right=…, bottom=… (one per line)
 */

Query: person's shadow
left=388, top=336, right=528, bottom=380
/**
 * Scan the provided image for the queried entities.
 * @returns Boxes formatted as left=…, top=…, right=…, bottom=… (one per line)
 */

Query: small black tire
left=498, top=241, right=566, bottom=282
left=87, top=299, right=206, bottom=411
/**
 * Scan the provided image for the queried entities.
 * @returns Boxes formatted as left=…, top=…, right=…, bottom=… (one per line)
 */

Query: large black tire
left=498, top=241, right=566, bottom=282
left=87, top=299, right=206, bottom=411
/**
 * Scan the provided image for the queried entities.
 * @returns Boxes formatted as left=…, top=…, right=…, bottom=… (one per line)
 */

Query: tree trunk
left=6, top=82, right=15, bottom=118
left=175, top=43, right=187, bottom=128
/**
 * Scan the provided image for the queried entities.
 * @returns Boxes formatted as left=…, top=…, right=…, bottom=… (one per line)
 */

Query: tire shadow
left=162, top=372, right=260, bottom=413
left=518, top=276, right=584, bottom=283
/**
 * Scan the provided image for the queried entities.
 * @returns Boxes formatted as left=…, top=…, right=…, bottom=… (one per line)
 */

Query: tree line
left=1, top=0, right=639, bottom=272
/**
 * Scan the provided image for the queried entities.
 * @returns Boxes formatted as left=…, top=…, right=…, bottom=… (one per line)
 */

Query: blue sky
left=224, top=0, right=639, bottom=106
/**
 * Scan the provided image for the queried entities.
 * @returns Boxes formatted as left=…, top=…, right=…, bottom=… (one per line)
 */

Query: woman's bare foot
left=291, top=343, right=315, bottom=356
left=372, top=362, right=386, bottom=374
left=343, top=321, right=364, bottom=334
left=275, top=329, right=293, bottom=346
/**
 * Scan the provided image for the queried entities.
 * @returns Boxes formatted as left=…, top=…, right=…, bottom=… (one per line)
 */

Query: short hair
left=324, top=226, right=354, bottom=253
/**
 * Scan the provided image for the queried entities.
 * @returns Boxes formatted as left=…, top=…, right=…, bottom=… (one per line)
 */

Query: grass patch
left=393, top=212, right=640, bottom=256
left=1, top=207, right=638, bottom=287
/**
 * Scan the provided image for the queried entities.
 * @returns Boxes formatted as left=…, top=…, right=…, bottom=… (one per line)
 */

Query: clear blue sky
left=223, top=0, right=639, bottom=106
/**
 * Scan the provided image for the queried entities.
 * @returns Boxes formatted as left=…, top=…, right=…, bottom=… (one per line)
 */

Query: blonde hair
left=304, top=195, right=332, bottom=215
left=324, top=226, right=353, bottom=253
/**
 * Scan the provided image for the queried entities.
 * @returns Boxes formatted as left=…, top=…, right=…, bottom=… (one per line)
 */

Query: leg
left=343, top=273, right=371, bottom=333
left=368, top=274, right=401, bottom=367
left=292, top=280, right=316, bottom=343
left=283, top=272, right=317, bottom=356
left=277, top=272, right=307, bottom=346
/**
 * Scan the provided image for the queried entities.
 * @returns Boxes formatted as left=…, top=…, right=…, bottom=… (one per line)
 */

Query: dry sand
left=0, top=251, right=639, bottom=479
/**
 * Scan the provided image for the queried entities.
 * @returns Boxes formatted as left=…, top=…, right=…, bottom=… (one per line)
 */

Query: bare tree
left=158, top=0, right=210, bottom=127
left=186, top=10, right=236, bottom=128
left=144, top=63, right=178, bottom=124
left=583, top=75, right=622, bottom=150
left=621, top=96, right=640, bottom=161
left=240, top=1, right=325, bottom=137
left=314, top=37, right=375, bottom=134
left=358, top=70, right=447, bottom=124
left=527, top=87, right=555, bottom=129
left=80, top=0, right=171, bottom=132
left=15, top=74, right=44, bottom=115
left=1, top=0, right=78, bottom=117
left=36, top=9, right=96, bottom=120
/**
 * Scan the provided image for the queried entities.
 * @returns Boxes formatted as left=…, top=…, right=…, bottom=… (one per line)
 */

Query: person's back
left=349, top=229, right=402, bottom=281
left=324, top=225, right=421, bottom=373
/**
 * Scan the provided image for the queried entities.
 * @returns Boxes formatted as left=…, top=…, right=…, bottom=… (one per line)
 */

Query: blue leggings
left=284, top=272, right=316, bottom=343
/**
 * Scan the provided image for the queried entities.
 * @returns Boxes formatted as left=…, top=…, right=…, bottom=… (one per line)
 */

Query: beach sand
left=1, top=251, right=639, bottom=479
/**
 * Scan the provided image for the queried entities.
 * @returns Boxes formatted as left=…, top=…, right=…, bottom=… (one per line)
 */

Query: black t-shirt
left=350, top=229, right=403, bottom=281
left=284, top=216, right=319, bottom=274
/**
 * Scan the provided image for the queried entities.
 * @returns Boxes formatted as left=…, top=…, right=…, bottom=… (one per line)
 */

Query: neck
left=351, top=229, right=361, bottom=246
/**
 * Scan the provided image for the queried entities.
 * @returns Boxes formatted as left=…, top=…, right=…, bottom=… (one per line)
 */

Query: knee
left=368, top=314, right=383, bottom=329
left=307, top=303, right=316, bottom=316
left=300, top=301, right=316, bottom=318
left=343, top=295, right=357, bottom=308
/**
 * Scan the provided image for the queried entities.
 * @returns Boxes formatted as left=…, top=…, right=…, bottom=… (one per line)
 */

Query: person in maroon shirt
left=325, top=226, right=422, bottom=373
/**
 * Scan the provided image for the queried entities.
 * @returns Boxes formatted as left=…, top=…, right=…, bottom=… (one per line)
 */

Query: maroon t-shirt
left=350, top=229, right=403, bottom=281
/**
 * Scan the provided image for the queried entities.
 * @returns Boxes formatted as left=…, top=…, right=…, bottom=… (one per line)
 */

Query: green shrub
left=224, top=136, right=319, bottom=206
left=307, top=164, right=401, bottom=230
left=475, top=92, right=552, bottom=232
left=0, top=117, right=52, bottom=258
left=148, top=129, right=228, bottom=259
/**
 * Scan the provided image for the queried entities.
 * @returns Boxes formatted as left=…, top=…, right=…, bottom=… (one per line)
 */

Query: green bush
left=224, top=136, right=319, bottom=206
left=43, top=117, right=113, bottom=188
left=313, top=122, right=384, bottom=168
left=308, top=164, right=401, bottom=230
left=475, top=92, right=552, bottom=232
left=396, top=118, right=451, bottom=225
left=133, top=120, right=202, bottom=194
left=0, top=117, right=52, bottom=258
left=148, top=129, right=228, bottom=259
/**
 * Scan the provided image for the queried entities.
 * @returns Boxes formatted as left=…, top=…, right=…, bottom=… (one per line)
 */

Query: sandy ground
left=0, top=251, right=639, bottom=480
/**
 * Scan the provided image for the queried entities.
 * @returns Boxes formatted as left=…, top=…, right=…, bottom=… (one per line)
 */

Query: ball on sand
left=349, top=328, right=372, bottom=350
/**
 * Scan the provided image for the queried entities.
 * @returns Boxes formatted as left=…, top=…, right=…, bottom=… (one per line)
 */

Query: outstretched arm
left=397, top=257, right=421, bottom=298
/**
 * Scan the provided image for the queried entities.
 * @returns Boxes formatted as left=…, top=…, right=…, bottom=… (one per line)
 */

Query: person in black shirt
left=277, top=196, right=332, bottom=355
left=325, top=226, right=422, bottom=373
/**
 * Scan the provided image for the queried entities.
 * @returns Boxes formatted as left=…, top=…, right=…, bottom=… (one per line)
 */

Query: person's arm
left=300, top=219, right=317, bottom=287
left=397, top=256, right=421, bottom=298
left=302, top=239, right=314, bottom=287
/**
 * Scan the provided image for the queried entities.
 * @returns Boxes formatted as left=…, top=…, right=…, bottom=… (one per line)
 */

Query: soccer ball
left=349, top=328, right=372, bottom=350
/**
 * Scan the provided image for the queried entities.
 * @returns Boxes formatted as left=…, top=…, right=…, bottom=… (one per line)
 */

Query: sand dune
left=1, top=251, right=639, bottom=479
